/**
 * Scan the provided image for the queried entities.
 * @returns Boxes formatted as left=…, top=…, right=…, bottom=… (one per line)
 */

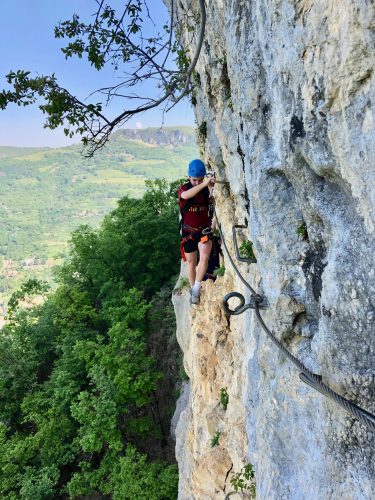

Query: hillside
left=0, top=126, right=198, bottom=312
left=0, top=180, right=182, bottom=498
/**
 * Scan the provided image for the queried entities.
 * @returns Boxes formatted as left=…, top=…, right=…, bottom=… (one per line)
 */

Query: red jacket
left=178, top=182, right=211, bottom=228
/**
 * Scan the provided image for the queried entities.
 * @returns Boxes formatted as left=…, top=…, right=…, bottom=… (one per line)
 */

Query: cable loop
left=223, top=292, right=247, bottom=315
left=223, top=292, right=267, bottom=315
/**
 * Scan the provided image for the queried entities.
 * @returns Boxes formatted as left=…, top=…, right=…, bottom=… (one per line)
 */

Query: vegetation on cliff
left=0, top=179, right=183, bottom=498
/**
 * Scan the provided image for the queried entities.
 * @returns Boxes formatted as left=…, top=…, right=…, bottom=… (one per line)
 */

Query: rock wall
left=169, top=1, right=375, bottom=498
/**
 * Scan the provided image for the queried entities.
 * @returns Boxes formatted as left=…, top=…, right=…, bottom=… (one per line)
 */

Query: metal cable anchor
left=223, top=291, right=267, bottom=316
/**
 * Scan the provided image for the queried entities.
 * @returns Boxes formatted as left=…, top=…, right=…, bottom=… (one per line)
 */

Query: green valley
left=0, top=126, right=198, bottom=318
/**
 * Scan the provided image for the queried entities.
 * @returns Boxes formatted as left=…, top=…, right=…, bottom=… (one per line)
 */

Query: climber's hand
left=204, top=175, right=215, bottom=187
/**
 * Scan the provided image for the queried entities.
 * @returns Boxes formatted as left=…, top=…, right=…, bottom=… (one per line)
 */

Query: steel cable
left=214, top=214, right=258, bottom=298
left=214, top=207, right=375, bottom=432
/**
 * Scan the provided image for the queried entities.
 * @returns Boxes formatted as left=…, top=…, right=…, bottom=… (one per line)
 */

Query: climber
left=178, top=159, right=215, bottom=305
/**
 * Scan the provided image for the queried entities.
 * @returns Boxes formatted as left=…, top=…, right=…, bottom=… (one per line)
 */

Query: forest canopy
left=0, top=179, right=184, bottom=498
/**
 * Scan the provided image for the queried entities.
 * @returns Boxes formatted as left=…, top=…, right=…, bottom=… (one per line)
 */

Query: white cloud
left=135, top=121, right=143, bottom=129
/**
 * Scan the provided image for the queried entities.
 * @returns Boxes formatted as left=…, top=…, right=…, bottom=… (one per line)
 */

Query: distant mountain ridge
left=116, top=127, right=196, bottom=146
left=0, top=126, right=196, bottom=155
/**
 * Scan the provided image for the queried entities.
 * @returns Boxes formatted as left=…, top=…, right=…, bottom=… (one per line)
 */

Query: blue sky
left=0, top=1, right=195, bottom=147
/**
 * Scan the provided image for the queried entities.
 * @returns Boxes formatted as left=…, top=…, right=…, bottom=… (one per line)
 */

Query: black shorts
left=182, top=227, right=210, bottom=253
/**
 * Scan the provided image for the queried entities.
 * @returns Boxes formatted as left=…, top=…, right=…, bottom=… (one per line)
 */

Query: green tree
left=0, top=1, right=206, bottom=155
left=0, top=180, right=181, bottom=498
left=59, top=178, right=181, bottom=297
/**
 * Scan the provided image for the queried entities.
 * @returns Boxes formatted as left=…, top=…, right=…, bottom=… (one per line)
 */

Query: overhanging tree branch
left=0, top=0, right=206, bottom=156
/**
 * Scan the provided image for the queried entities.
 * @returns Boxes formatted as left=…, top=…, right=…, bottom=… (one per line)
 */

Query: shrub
left=296, top=221, right=308, bottom=241
left=239, top=240, right=256, bottom=260
left=230, top=463, right=256, bottom=497
left=219, top=388, right=229, bottom=410
left=198, top=121, right=207, bottom=141
left=179, top=277, right=190, bottom=289
left=213, top=266, right=225, bottom=278
left=210, top=431, right=221, bottom=447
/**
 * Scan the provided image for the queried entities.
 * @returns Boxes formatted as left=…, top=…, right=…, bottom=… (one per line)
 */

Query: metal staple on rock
left=224, top=491, right=247, bottom=499
left=214, top=206, right=375, bottom=433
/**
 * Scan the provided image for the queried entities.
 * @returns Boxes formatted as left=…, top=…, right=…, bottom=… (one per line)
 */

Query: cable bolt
left=223, top=291, right=267, bottom=316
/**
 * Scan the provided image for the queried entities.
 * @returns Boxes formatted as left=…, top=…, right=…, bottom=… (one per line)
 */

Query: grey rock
left=166, top=0, right=375, bottom=498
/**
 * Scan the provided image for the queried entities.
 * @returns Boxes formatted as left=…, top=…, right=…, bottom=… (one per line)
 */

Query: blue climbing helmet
left=187, top=159, right=206, bottom=177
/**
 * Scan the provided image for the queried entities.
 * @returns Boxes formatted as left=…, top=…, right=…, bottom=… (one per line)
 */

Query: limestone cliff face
left=169, top=1, right=375, bottom=498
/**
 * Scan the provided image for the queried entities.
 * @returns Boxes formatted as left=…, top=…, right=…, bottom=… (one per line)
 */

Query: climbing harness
left=178, top=179, right=215, bottom=261
left=214, top=206, right=375, bottom=433
left=180, top=223, right=211, bottom=261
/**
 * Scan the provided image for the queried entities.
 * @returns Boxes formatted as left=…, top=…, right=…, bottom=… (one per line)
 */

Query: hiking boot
left=190, top=288, right=200, bottom=305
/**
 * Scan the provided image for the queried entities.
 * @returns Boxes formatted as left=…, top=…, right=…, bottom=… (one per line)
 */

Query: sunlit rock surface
left=169, top=1, right=375, bottom=498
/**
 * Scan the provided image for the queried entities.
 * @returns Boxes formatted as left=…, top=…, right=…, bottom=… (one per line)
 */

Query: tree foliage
left=0, top=179, right=181, bottom=498
left=0, top=1, right=206, bottom=155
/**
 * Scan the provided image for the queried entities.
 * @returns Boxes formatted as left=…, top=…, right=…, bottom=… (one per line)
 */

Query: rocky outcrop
left=116, top=127, right=196, bottom=146
left=173, top=260, right=253, bottom=499
left=170, top=1, right=375, bottom=498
